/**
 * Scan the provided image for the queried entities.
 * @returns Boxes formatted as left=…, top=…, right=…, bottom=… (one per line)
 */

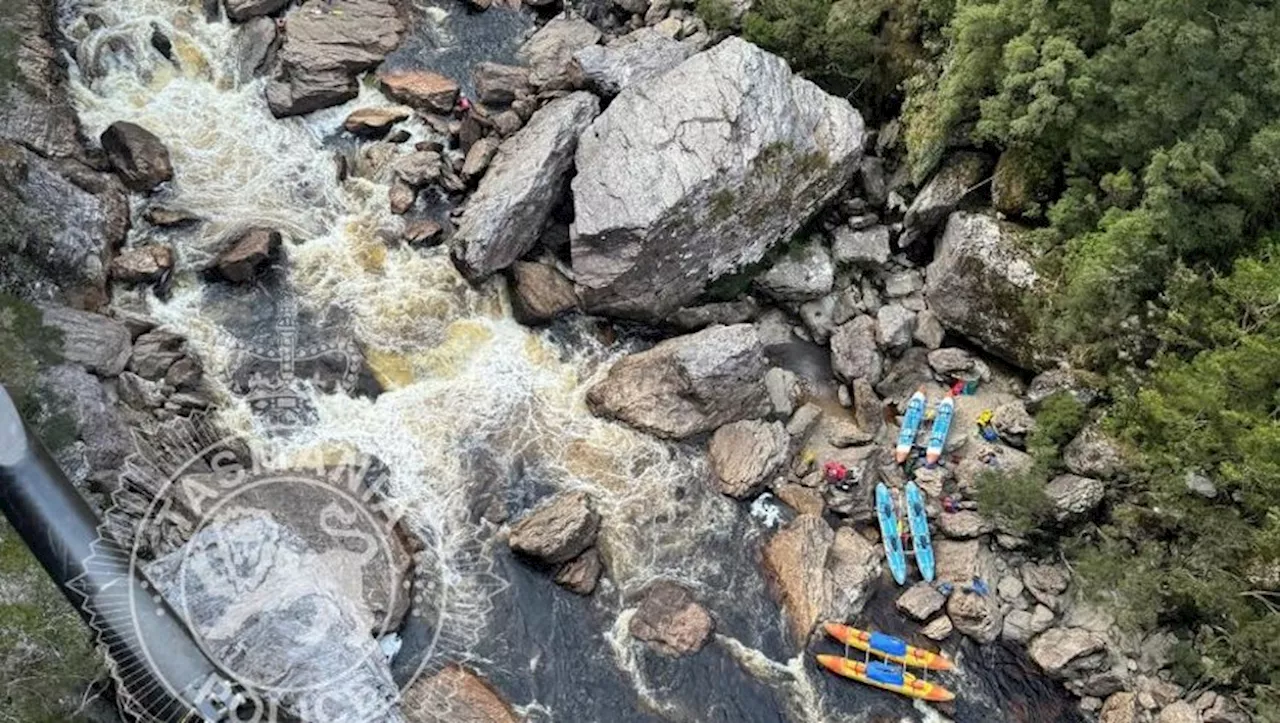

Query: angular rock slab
left=266, top=0, right=406, bottom=117
left=571, top=37, right=864, bottom=320
left=452, top=92, right=600, bottom=278
left=587, top=324, right=770, bottom=439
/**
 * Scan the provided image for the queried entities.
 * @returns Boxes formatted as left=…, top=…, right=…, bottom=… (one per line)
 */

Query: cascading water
left=57, top=1, right=1088, bottom=720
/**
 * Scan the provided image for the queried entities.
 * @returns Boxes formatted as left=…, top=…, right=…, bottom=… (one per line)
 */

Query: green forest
left=715, top=0, right=1280, bottom=716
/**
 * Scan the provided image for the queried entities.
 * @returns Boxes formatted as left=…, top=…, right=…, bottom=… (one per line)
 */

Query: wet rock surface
left=507, top=490, right=601, bottom=565
left=401, top=664, right=519, bottom=723
left=100, top=121, right=173, bottom=192
left=587, top=324, right=770, bottom=438
left=628, top=580, right=715, bottom=656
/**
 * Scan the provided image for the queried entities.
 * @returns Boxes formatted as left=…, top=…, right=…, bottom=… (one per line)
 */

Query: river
left=57, top=0, right=1085, bottom=720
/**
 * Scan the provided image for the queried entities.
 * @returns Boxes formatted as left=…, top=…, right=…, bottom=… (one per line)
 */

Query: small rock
left=1156, top=701, right=1198, bottom=723
left=378, top=70, right=460, bottom=114
left=883, top=270, right=923, bottom=298
left=110, top=245, right=173, bottom=284
left=224, top=0, right=289, bottom=22
left=164, top=356, right=203, bottom=391
left=754, top=243, right=835, bottom=302
left=628, top=581, right=714, bottom=657
left=461, top=137, right=501, bottom=180
left=836, top=383, right=852, bottom=408
left=764, top=367, right=801, bottom=419
left=896, top=582, right=946, bottom=621
left=913, top=309, right=945, bottom=349
left=927, top=347, right=975, bottom=375
left=586, top=324, right=770, bottom=439
left=829, top=430, right=874, bottom=448
left=993, top=401, right=1035, bottom=445
left=799, top=294, right=838, bottom=343
left=947, top=589, right=1002, bottom=643
left=785, top=402, right=822, bottom=439
left=389, top=180, right=415, bottom=214
left=117, top=371, right=165, bottom=409
left=393, top=151, right=442, bottom=187
left=572, top=28, right=696, bottom=97
left=519, top=16, right=602, bottom=90
left=510, top=261, right=577, bottom=325
left=342, top=107, right=411, bottom=138
left=1029, top=627, right=1108, bottom=678
left=404, top=219, right=443, bottom=246
left=708, top=420, right=789, bottom=499
left=775, top=484, right=824, bottom=516
left=921, top=615, right=953, bottom=641
left=851, top=377, right=882, bottom=436
left=1100, top=692, right=1138, bottom=723
left=996, top=575, right=1024, bottom=601
left=492, top=110, right=524, bottom=136
left=402, top=665, right=518, bottom=723
left=144, top=206, right=201, bottom=227
left=1022, top=563, right=1070, bottom=610
left=128, top=330, right=185, bottom=379
left=1045, top=473, right=1105, bottom=521
left=939, top=510, right=993, bottom=539
left=508, top=491, right=600, bottom=565
left=831, top=225, right=890, bottom=267
left=1064, top=424, right=1126, bottom=479
left=213, top=228, right=280, bottom=283
left=37, top=305, right=132, bottom=377
left=100, top=121, right=173, bottom=192
left=831, top=315, right=883, bottom=384
left=554, top=548, right=603, bottom=595
left=474, top=63, right=530, bottom=106
left=1184, top=470, right=1217, bottom=499
left=875, top=303, right=915, bottom=352
left=1026, top=368, right=1099, bottom=411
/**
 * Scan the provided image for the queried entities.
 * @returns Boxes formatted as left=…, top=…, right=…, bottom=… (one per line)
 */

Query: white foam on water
left=64, top=0, right=746, bottom=693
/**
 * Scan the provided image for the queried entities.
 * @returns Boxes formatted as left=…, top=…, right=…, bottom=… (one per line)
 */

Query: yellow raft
left=816, top=655, right=956, bottom=702
left=823, top=623, right=954, bottom=671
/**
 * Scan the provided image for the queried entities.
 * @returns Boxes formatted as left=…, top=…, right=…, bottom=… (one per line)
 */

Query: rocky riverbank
left=0, top=0, right=1251, bottom=721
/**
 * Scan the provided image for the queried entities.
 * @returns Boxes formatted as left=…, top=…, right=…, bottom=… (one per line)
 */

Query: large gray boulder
left=452, top=93, right=600, bottom=278
left=587, top=324, right=770, bottom=439
left=571, top=38, right=865, bottom=320
left=924, top=212, right=1042, bottom=369
left=572, top=28, right=698, bottom=97
left=265, top=0, right=405, bottom=117
left=37, top=304, right=132, bottom=376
